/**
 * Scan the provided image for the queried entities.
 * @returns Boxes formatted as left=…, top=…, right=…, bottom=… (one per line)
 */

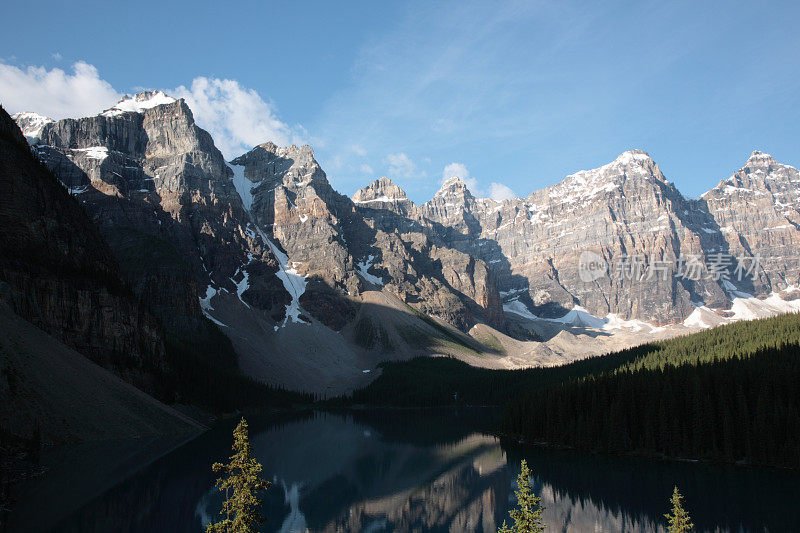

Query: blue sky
left=2, top=0, right=799, bottom=202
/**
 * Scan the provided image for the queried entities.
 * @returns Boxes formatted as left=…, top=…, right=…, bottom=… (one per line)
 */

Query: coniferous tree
left=206, top=418, right=270, bottom=533
left=498, top=460, right=545, bottom=532
left=664, top=486, right=693, bottom=533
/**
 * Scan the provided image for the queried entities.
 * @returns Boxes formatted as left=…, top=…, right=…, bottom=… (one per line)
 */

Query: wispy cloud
left=440, top=162, right=516, bottom=200
left=311, top=1, right=768, bottom=201
left=489, top=182, right=516, bottom=201
left=310, top=2, right=600, bottom=198
left=385, top=152, right=425, bottom=179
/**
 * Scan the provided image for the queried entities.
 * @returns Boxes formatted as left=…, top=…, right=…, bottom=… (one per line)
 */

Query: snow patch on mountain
left=729, top=290, right=800, bottom=320
left=503, top=299, right=538, bottom=321
left=548, top=305, right=608, bottom=328
left=11, top=112, right=54, bottom=143
left=683, top=306, right=718, bottom=329
left=72, top=146, right=109, bottom=161
left=356, top=255, right=384, bottom=286
left=226, top=163, right=252, bottom=210
left=683, top=288, right=800, bottom=329
left=100, top=90, right=176, bottom=117
left=504, top=298, right=666, bottom=333
left=253, top=224, right=308, bottom=326
left=199, top=285, right=217, bottom=311
left=353, top=196, right=395, bottom=204
left=199, top=285, right=228, bottom=327
left=232, top=264, right=251, bottom=309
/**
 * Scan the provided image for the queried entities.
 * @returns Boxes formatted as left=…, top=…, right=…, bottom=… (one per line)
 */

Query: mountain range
left=8, top=90, right=800, bottom=395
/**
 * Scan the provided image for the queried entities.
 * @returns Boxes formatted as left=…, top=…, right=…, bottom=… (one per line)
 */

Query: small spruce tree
left=664, top=486, right=694, bottom=533
left=498, top=459, right=545, bottom=532
left=206, top=418, right=270, bottom=533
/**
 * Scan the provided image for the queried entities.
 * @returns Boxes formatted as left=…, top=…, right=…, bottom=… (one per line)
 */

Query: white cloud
left=440, top=162, right=515, bottom=199
left=462, top=177, right=480, bottom=192
left=0, top=61, right=120, bottom=119
left=385, top=152, right=425, bottom=178
left=442, top=162, right=469, bottom=182
left=173, top=77, right=305, bottom=159
left=360, top=163, right=374, bottom=174
left=51, top=52, right=62, bottom=61
left=489, top=182, right=516, bottom=201
left=352, top=144, right=367, bottom=156
left=0, top=61, right=304, bottom=161
left=441, top=162, right=479, bottom=192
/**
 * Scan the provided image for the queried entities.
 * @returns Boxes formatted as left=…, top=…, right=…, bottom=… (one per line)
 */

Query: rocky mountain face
left=232, top=144, right=507, bottom=332
left=13, top=91, right=800, bottom=391
left=352, top=177, right=506, bottom=331
left=16, top=93, right=290, bottom=353
left=352, top=176, right=419, bottom=217
left=421, top=151, right=737, bottom=324
left=9, top=111, right=53, bottom=143
left=230, top=142, right=362, bottom=329
left=702, top=150, right=800, bottom=294
left=13, top=95, right=506, bottom=393
left=0, top=105, right=167, bottom=393
left=349, top=149, right=800, bottom=329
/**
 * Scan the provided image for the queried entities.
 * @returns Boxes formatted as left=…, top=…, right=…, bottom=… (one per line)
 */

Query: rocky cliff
left=702, top=150, right=800, bottom=294
left=0, top=105, right=167, bottom=393
left=233, top=144, right=507, bottom=332
left=415, top=150, right=800, bottom=325
left=14, top=92, right=800, bottom=391
left=17, top=93, right=290, bottom=350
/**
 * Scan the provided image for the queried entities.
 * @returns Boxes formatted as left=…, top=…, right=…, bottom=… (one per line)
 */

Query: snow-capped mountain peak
left=536, top=149, right=665, bottom=208
left=352, top=177, right=410, bottom=204
left=100, top=90, right=177, bottom=117
left=613, top=149, right=653, bottom=166
left=436, top=176, right=472, bottom=198
left=11, top=111, right=55, bottom=144
left=744, top=150, right=776, bottom=166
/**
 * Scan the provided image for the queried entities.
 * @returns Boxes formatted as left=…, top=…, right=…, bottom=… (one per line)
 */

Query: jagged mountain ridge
left=420, top=150, right=734, bottom=324
left=12, top=93, right=510, bottom=395
left=356, top=149, right=799, bottom=326
left=12, top=91, right=800, bottom=393
left=230, top=141, right=507, bottom=332
left=702, top=150, right=800, bottom=295
left=14, top=92, right=291, bottom=346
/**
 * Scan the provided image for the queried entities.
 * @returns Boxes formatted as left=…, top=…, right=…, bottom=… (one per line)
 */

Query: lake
left=11, top=408, right=800, bottom=532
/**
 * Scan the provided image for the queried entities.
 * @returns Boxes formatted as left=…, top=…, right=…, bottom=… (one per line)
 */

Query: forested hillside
left=347, top=312, right=800, bottom=468
left=502, top=312, right=800, bottom=468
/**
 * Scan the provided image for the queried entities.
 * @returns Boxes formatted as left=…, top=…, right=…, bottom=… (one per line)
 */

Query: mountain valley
left=6, top=91, right=800, bottom=397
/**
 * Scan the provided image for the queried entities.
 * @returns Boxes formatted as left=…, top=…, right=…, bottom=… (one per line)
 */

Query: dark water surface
left=14, top=408, right=800, bottom=532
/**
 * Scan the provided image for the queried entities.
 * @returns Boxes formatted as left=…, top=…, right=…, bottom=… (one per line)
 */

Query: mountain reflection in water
left=35, top=409, right=800, bottom=533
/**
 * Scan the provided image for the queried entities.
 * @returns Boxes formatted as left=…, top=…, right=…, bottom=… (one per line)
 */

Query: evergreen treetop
left=498, top=459, right=545, bottom=532
left=206, top=418, right=270, bottom=533
left=665, top=486, right=694, bottom=533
